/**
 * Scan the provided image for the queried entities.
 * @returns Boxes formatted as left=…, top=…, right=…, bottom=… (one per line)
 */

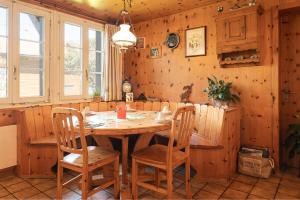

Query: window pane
left=20, top=13, right=43, bottom=42
left=89, top=73, right=101, bottom=96
left=64, top=23, right=81, bottom=48
left=88, top=29, right=102, bottom=51
left=0, top=7, right=7, bottom=98
left=20, top=41, right=41, bottom=55
left=88, top=29, right=102, bottom=96
left=64, top=46, right=82, bottom=96
left=0, top=7, right=7, bottom=36
left=19, top=12, right=45, bottom=97
left=19, top=58, right=44, bottom=97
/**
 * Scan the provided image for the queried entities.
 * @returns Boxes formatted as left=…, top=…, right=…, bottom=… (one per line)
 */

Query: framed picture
left=136, top=37, right=145, bottom=49
left=150, top=46, right=162, bottom=59
left=185, top=26, right=206, bottom=57
left=126, top=92, right=134, bottom=102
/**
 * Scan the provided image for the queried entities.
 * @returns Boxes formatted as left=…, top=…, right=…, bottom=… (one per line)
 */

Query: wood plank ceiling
left=20, top=0, right=222, bottom=23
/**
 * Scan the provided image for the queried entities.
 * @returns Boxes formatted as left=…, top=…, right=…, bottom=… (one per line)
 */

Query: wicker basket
left=238, top=152, right=274, bottom=178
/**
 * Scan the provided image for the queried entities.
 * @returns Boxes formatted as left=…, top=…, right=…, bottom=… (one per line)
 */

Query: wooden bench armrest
left=190, top=133, right=223, bottom=150
left=30, top=136, right=57, bottom=145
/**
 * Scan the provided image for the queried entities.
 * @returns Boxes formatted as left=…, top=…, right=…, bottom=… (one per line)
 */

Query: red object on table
left=117, top=104, right=126, bottom=119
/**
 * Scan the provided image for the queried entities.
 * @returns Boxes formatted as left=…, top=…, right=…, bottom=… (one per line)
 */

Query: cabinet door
left=225, top=16, right=246, bottom=41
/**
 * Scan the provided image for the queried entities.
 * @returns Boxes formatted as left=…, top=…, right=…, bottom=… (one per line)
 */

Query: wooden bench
left=14, top=101, right=240, bottom=181
left=190, top=105, right=241, bottom=181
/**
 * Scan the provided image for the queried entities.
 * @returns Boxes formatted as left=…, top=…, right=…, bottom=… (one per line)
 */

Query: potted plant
left=285, top=115, right=300, bottom=177
left=203, top=76, right=240, bottom=107
left=92, top=89, right=101, bottom=102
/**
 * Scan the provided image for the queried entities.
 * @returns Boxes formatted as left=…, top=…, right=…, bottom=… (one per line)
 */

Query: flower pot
left=93, top=96, right=101, bottom=102
left=212, top=99, right=229, bottom=108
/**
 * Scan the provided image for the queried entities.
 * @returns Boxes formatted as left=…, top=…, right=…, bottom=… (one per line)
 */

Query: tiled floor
left=0, top=168, right=299, bottom=200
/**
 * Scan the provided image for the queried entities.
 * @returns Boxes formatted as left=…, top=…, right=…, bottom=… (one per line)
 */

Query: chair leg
left=185, top=158, right=191, bottom=199
left=56, top=162, right=63, bottom=200
left=167, top=167, right=173, bottom=199
left=155, top=168, right=160, bottom=187
left=114, top=156, right=120, bottom=199
left=81, top=169, right=89, bottom=200
left=132, top=158, right=138, bottom=200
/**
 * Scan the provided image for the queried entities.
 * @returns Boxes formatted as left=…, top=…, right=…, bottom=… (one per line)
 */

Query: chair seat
left=63, top=146, right=119, bottom=167
left=190, top=133, right=224, bottom=150
left=132, top=144, right=188, bottom=168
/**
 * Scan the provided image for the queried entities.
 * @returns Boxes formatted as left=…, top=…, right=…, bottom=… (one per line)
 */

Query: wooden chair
left=52, top=108, right=120, bottom=200
left=131, top=106, right=195, bottom=199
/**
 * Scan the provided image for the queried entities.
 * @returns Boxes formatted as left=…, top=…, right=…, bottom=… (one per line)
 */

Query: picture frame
left=150, top=46, right=162, bottom=59
left=136, top=37, right=145, bottom=49
left=185, top=26, right=206, bottom=57
left=126, top=92, right=134, bottom=102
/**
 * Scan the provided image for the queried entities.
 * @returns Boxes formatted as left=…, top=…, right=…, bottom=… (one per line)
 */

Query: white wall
left=0, top=125, right=17, bottom=169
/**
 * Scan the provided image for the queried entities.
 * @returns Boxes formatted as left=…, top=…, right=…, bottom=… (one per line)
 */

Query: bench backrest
left=194, top=104, right=225, bottom=146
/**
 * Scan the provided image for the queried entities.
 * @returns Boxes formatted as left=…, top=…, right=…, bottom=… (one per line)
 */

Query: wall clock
left=165, top=32, right=180, bottom=49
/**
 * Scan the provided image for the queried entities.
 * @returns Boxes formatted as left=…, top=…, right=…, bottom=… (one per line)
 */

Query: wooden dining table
left=84, top=110, right=172, bottom=185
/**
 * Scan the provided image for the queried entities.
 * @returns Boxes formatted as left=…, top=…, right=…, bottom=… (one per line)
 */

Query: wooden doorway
left=279, top=9, right=300, bottom=170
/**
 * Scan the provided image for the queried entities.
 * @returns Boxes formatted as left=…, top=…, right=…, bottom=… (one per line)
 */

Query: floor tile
left=277, top=185, right=300, bottom=198
left=34, top=180, right=56, bottom=192
left=25, top=178, right=54, bottom=186
left=13, top=187, right=40, bottom=199
left=194, top=190, right=219, bottom=199
left=202, top=183, right=226, bottom=195
left=175, top=183, right=199, bottom=196
left=6, top=181, right=31, bottom=193
left=88, top=190, right=112, bottom=200
left=275, top=192, right=300, bottom=199
left=235, top=174, right=258, bottom=185
left=221, top=188, right=248, bottom=200
left=247, top=194, right=268, bottom=199
left=27, top=193, right=51, bottom=200
left=190, top=178, right=207, bottom=189
left=261, top=176, right=281, bottom=184
left=0, top=177, right=23, bottom=188
left=0, top=189, right=10, bottom=198
left=250, top=184, right=277, bottom=199
left=0, top=194, right=16, bottom=199
left=44, top=187, right=72, bottom=198
left=229, top=181, right=253, bottom=193
left=62, top=190, right=81, bottom=200
left=138, top=192, right=156, bottom=200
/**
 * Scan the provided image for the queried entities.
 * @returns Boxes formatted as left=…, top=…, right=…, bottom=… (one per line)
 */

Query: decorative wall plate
left=165, top=33, right=180, bottom=49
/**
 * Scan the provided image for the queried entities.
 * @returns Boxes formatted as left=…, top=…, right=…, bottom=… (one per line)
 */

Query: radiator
left=0, top=125, right=17, bottom=169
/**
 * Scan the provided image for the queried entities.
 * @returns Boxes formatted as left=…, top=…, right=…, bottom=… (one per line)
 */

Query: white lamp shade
left=112, top=24, right=137, bottom=47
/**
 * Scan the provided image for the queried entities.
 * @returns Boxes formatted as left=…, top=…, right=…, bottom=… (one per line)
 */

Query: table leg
left=121, top=136, right=129, bottom=185
left=134, top=133, right=154, bottom=152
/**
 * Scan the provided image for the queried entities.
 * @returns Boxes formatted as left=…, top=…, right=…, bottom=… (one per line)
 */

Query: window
left=88, top=29, right=103, bottom=96
left=63, top=23, right=82, bottom=96
left=0, top=0, right=105, bottom=106
left=60, top=15, right=104, bottom=100
left=0, top=6, right=8, bottom=99
left=19, top=12, right=45, bottom=97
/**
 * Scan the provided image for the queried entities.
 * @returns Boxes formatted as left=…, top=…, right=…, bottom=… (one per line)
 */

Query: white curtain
left=103, top=24, right=123, bottom=101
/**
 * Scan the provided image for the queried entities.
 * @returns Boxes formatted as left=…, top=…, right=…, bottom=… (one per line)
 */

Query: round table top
left=85, top=110, right=171, bottom=136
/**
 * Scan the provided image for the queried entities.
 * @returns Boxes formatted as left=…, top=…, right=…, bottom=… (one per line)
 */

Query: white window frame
left=0, top=0, right=12, bottom=104
left=12, top=2, right=51, bottom=103
left=59, top=13, right=104, bottom=101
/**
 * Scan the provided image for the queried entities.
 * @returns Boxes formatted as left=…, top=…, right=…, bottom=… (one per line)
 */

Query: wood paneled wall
left=124, top=0, right=278, bottom=162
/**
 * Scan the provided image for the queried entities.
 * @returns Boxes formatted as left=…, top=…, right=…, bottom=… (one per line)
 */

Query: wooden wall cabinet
left=216, top=5, right=264, bottom=67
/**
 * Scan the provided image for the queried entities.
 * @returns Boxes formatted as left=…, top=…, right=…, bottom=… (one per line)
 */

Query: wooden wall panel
left=124, top=0, right=277, bottom=161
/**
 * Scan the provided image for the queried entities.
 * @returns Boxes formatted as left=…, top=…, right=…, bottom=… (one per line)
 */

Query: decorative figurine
left=180, top=83, right=194, bottom=103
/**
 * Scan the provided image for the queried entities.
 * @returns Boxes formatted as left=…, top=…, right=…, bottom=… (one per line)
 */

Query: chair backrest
left=167, top=106, right=195, bottom=162
left=52, top=107, right=88, bottom=162
left=194, top=104, right=225, bottom=146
